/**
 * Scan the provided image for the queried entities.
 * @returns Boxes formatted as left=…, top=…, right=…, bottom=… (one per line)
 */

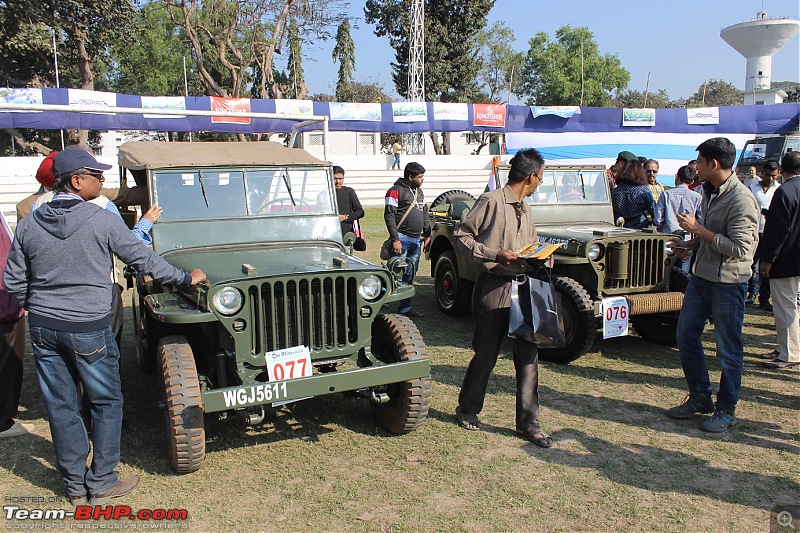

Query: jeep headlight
left=359, top=275, right=383, bottom=301
left=587, top=243, right=603, bottom=261
left=212, top=287, right=244, bottom=316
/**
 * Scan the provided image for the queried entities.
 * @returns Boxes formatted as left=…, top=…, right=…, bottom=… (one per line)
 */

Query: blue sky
left=297, top=0, right=799, bottom=102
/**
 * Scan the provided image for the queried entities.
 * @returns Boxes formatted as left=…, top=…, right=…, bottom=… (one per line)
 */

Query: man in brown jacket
left=453, top=148, right=553, bottom=448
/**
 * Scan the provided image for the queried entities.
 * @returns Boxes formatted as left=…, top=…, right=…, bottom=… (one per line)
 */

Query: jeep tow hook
left=370, top=390, right=390, bottom=404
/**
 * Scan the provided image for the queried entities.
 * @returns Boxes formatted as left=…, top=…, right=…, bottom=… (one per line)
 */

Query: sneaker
left=666, top=395, right=714, bottom=419
left=401, top=308, right=425, bottom=318
left=68, top=494, right=88, bottom=506
left=701, top=410, right=737, bottom=432
left=89, top=475, right=140, bottom=505
left=0, top=422, right=30, bottom=438
left=745, top=293, right=755, bottom=304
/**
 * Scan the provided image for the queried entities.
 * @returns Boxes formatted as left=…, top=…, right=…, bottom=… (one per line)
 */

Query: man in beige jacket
left=666, top=137, right=759, bottom=433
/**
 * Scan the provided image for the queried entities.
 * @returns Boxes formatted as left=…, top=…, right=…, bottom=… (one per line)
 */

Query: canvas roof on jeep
left=118, top=141, right=327, bottom=170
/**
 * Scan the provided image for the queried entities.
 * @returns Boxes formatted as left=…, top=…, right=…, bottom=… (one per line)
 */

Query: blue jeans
left=676, top=276, right=746, bottom=412
left=30, top=325, right=122, bottom=498
left=393, top=233, right=422, bottom=313
left=392, top=154, right=401, bottom=170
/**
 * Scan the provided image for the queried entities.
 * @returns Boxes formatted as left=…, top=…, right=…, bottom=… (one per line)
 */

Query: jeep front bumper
left=202, top=358, right=430, bottom=413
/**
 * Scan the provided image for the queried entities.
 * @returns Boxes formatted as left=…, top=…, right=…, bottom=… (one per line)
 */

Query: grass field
left=1, top=208, right=798, bottom=532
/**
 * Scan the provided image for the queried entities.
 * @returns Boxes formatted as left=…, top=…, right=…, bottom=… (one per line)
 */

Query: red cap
left=36, top=152, right=58, bottom=188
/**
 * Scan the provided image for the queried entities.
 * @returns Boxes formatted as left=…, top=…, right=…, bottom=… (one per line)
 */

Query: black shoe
left=401, top=308, right=425, bottom=318
left=666, top=394, right=714, bottom=419
left=762, top=358, right=800, bottom=369
left=90, top=475, right=140, bottom=505
left=759, top=302, right=773, bottom=312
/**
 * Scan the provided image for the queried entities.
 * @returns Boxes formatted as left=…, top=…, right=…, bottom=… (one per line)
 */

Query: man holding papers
left=453, top=148, right=555, bottom=448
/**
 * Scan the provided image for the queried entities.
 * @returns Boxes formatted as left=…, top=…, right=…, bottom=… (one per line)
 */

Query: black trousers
left=458, top=274, right=541, bottom=432
left=0, top=317, right=25, bottom=432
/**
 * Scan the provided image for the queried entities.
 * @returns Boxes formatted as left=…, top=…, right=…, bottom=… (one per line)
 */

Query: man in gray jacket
left=4, top=148, right=206, bottom=505
left=665, top=137, right=759, bottom=432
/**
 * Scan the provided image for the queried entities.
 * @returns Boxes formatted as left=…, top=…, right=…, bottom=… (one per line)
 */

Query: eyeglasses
left=83, top=172, right=104, bottom=180
left=645, top=170, right=658, bottom=174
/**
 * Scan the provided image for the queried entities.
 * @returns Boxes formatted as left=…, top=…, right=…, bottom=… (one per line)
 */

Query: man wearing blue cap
left=4, top=147, right=207, bottom=506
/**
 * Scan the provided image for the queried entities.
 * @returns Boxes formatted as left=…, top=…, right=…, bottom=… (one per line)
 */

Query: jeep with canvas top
left=119, top=141, right=431, bottom=474
left=425, top=163, right=687, bottom=364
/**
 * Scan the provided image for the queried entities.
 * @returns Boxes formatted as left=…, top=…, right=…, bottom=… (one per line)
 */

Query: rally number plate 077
left=265, top=345, right=313, bottom=407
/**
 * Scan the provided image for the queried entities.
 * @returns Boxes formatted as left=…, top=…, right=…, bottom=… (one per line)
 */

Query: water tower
left=721, top=11, right=799, bottom=104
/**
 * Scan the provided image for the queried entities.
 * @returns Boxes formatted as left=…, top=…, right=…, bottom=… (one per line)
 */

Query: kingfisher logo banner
left=211, top=97, right=251, bottom=124
left=473, top=104, right=506, bottom=127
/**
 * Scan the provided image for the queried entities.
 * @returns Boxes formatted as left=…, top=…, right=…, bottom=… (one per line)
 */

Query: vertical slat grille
left=604, top=238, right=666, bottom=290
left=258, top=276, right=357, bottom=353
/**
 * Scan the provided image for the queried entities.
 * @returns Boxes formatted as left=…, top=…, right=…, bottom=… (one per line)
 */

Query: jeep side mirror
left=343, top=232, right=356, bottom=247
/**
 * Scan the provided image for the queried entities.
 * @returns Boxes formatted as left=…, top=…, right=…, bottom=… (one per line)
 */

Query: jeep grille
left=603, top=237, right=667, bottom=291
left=248, top=277, right=359, bottom=354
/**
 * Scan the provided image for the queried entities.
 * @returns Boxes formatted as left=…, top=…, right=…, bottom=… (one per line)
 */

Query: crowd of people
left=1, top=139, right=797, bottom=507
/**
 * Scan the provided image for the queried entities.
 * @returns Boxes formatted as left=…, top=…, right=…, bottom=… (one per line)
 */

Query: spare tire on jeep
left=430, top=190, right=475, bottom=210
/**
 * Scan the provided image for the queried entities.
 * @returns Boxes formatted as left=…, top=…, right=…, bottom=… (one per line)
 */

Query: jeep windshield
left=153, top=167, right=335, bottom=222
left=496, top=167, right=609, bottom=204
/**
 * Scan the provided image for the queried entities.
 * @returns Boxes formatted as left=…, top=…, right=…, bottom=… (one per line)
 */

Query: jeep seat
left=450, top=200, right=473, bottom=221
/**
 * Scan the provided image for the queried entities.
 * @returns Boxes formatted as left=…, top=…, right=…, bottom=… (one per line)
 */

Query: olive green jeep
left=425, top=164, right=687, bottom=364
left=119, top=141, right=431, bottom=474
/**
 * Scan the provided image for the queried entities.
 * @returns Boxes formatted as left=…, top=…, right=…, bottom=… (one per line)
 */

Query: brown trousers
left=458, top=273, right=541, bottom=432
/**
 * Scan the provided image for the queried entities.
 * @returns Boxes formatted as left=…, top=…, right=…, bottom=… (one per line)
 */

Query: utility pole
left=407, top=0, right=425, bottom=155
left=643, top=71, right=651, bottom=108
left=579, top=40, right=584, bottom=106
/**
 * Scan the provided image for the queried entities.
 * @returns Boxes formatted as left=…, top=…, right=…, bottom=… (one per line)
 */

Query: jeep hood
left=538, top=223, right=665, bottom=244
left=160, top=244, right=379, bottom=285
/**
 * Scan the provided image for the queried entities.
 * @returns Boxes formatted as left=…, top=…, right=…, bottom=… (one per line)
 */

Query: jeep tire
left=159, top=335, right=205, bottom=474
left=539, top=276, right=596, bottom=364
left=429, top=190, right=476, bottom=210
left=369, top=314, right=432, bottom=434
left=434, top=250, right=473, bottom=316
left=630, top=267, right=690, bottom=346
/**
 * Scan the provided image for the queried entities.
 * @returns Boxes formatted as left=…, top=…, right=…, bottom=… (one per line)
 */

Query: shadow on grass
left=522, top=428, right=800, bottom=511
left=430, top=365, right=799, bottom=455
left=0, top=432, right=65, bottom=497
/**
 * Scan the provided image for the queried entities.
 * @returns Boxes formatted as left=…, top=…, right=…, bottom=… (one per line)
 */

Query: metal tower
left=406, top=0, right=425, bottom=154
left=721, top=11, right=799, bottom=92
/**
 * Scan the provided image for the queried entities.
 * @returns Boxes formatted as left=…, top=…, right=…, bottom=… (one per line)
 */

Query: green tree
left=109, top=3, right=199, bottom=97
left=167, top=0, right=348, bottom=101
left=613, top=88, right=672, bottom=109
left=0, top=0, right=134, bottom=150
left=518, top=25, right=629, bottom=107
left=332, top=18, right=356, bottom=101
left=335, top=79, right=389, bottom=103
left=772, top=81, right=800, bottom=103
left=476, top=21, right=524, bottom=104
left=286, top=18, right=307, bottom=99
left=686, top=79, right=741, bottom=107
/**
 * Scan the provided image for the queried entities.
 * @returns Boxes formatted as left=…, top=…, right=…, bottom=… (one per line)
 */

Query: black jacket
left=384, top=178, right=431, bottom=239
left=760, top=175, right=800, bottom=278
left=336, top=186, right=364, bottom=235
